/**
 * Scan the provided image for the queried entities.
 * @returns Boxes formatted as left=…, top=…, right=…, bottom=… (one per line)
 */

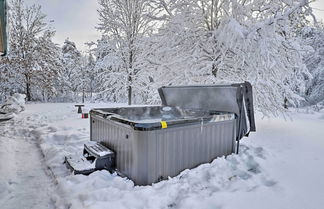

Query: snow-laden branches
left=96, top=0, right=159, bottom=104
left=1, top=0, right=319, bottom=115
left=132, top=0, right=313, bottom=115
left=302, top=25, right=324, bottom=105
left=3, top=0, right=62, bottom=101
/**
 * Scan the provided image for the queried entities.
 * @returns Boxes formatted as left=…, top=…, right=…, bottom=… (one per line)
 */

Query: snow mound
left=0, top=93, right=26, bottom=113
left=51, top=144, right=274, bottom=209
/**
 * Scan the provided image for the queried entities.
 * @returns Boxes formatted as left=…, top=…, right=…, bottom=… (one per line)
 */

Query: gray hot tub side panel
left=90, top=114, right=236, bottom=185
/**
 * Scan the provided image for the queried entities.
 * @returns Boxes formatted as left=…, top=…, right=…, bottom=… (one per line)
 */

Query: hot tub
left=89, top=82, right=256, bottom=185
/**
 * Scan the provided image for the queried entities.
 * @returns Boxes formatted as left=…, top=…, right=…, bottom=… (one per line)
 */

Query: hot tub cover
left=91, top=106, right=235, bottom=131
left=158, top=81, right=256, bottom=140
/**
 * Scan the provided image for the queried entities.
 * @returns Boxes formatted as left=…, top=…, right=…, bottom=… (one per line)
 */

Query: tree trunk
left=128, top=75, right=132, bottom=105
left=82, top=88, right=85, bottom=103
left=25, top=74, right=31, bottom=101
left=212, top=63, right=218, bottom=77
left=128, top=47, right=133, bottom=105
left=90, top=81, right=93, bottom=100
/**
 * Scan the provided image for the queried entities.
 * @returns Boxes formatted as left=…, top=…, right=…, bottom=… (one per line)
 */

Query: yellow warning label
left=160, top=121, right=168, bottom=129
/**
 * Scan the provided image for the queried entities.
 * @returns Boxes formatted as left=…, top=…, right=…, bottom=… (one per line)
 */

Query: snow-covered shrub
left=0, top=93, right=26, bottom=113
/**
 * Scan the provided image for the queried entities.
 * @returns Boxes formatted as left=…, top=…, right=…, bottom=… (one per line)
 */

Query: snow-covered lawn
left=1, top=103, right=324, bottom=209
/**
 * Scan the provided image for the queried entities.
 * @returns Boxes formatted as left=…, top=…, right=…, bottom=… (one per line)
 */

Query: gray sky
left=28, top=0, right=101, bottom=52
left=28, top=0, right=324, bottom=52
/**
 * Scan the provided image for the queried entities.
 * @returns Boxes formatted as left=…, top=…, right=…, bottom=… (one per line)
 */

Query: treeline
left=0, top=0, right=96, bottom=102
left=0, top=0, right=324, bottom=115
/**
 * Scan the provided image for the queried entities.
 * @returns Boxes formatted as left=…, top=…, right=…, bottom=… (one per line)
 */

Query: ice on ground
left=1, top=103, right=324, bottom=209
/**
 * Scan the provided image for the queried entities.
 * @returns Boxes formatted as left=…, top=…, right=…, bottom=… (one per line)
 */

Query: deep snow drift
left=0, top=103, right=324, bottom=209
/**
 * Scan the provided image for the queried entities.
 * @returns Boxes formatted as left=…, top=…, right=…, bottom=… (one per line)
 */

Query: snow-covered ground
left=1, top=103, right=324, bottom=209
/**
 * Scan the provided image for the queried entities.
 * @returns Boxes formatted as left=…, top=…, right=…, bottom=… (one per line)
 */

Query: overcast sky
left=28, top=0, right=101, bottom=52
left=28, top=0, right=324, bottom=52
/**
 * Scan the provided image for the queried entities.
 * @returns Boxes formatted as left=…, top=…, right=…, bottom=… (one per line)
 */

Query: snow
left=1, top=103, right=324, bottom=209
left=0, top=94, right=26, bottom=121
left=0, top=112, right=15, bottom=121
left=0, top=112, right=55, bottom=209
left=0, top=93, right=26, bottom=113
left=64, top=155, right=96, bottom=172
left=85, top=141, right=114, bottom=157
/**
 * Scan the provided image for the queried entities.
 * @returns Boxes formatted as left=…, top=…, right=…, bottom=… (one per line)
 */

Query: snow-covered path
left=0, top=116, right=56, bottom=209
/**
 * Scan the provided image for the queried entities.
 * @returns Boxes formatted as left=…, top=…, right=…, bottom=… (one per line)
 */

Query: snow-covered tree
left=0, top=58, right=13, bottom=102
left=140, top=0, right=314, bottom=115
left=5, top=0, right=61, bottom=101
left=56, top=39, right=83, bottom=101
left=302, top=24, right=324, bottom=105
left=80, top=54, right=93, bottom=103
left=84, top=51, right=96, bottom=100
left=93, top=37, right=126, bottom=103
left=97, top=0, right=158, bottom=104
